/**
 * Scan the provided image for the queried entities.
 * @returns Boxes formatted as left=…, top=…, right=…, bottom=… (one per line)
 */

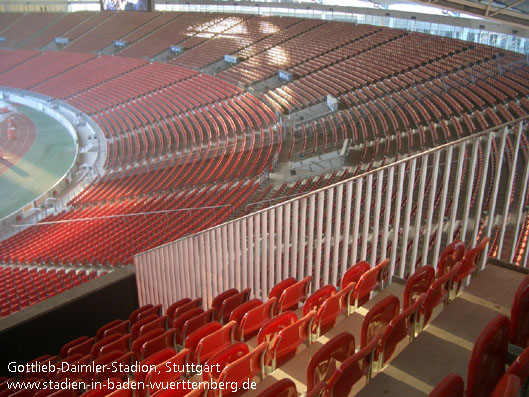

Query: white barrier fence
left=135, top=117, right=529, bottom=310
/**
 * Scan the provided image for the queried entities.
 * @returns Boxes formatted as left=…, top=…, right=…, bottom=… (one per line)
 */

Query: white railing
left=134, top=117, right=529, bottom=310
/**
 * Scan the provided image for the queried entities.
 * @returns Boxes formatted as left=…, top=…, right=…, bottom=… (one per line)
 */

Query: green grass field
left=0, top=105, right=76, bottom=219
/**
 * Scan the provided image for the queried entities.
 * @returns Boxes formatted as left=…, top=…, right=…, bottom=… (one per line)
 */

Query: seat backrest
left=130, top=304, right=154, bottom=324
left=229, top=298, right=262, bottom=340
left=267, top=310, right=316, bottom=370
left=380, top=294, right=426, bottom=365
left=185, top=322, right=223, bottom=363
left=134, top=347, right=176, bottom=383
left=303, top=285, right=336, bottom=316
left=429, top=374, right=464, bottom=397
left=352, top=259, right=390, bottom=308
left=131, top=314, right=160, bottom=341
left=218, top=288, right=251, bottom=325
left=55, top=355, right=91, bottom=382
left=145, top=349, right=190, bottom=397
left=403, top=266, right=435, bottom=309
left=493, top=374, right=522, bottom=397
left=238, top=298, right=276, bottom=342
left=173, top=308, right=204, bottom=345
left=360, top=294, right=400, bottom=348
left=269, top=278, right=297, bottom=301
left=131, top=328, right=165, bottom=361
left=258, top=311, right=297, bottom=346
left=99, top=334, right=131, bottom=358
left=306, top=382, right=325, bottom=397
left=173, top=298, right=202, bottom=320
left=510, top=275, right=529, bottom=347
left=137, top=316, right=168, bottom=340
left=459, top=237, right=490, bottom=280
left=325, top=333, right=382, bottom=396
left=60, top=336, right=89, bottom=358
left=96, top=320, right=124, bottom=341
left=103, top=320, right=131, bottom=340
left=140, top=329, right=177, bottom=361
left=94, top=352, right=134, bottom=383
left=211, top=289, right=239, bottom=320
left=216, top=343, right=268, bottom=396
left=166, top=298, right=191, bottom=319
left=136, top=305, right=162, bottom=323
left=437, top=240, right=465, bottom=277
left=204, top=343, right=250, bottom=382
left=277, top=276, right=312, bottom=314
left=195, top=321, right=236, bottom=365
left=181, top=309, right=215, bottom=345
left=312, top=285, right=352, bottom=338
left=256, top=378, right=297, bottom=397
left=306, top=332, right=355, bottom=392
left=67, top=337, right=96, bottom=358
left=422, top=262, right=461, bottom=326
left=341, top=261, right=371, bottom=290
left=90, top=334, right=121, bottom=358
left=505, top=345, right=529, bottom=383
left=467, top=314, right=510, bottom=397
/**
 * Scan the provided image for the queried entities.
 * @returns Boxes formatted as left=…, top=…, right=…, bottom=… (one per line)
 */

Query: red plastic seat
left=131, top=314, right=160, bottom=341
left=303, top=285, right=336, bottom=315
left=144, top=349, right=190, bottom=397
left=218, top=288, right=251, bottom=325
left=80, top=379, right=123, bottom=397
left=91, top=334, right=122, bottom=358
left=403, top=265, right=435, bottom=309
left=93, top=352, right=134, bottom=383
left=306, top=382, right=325, bottom=397
left=130, top=304, right=154, bottom=324
left=311, top=284, right=352, bottom=340
left=96, top=320, right=125, bottom=340
left=60, top=337, right=90, bottom=358
left=236, top=298, right=276, bottom=342
left=504, top=345, right=529, bottom=383
left=229, top=298, right=262, bottom=340
left=134, top=348, right=177, bottom=384
left=256, top=379, right=296, bottom=397
left=98, top=334, right=131, bottom=357
left=195, top=321, right=236, bottom=365
left=262, top=310, right=316, bottom=372
left=56, top=355, right=91, bottom=382
left=360, top=294, right=400, bottom=348
left=68, top=337, right=96, bottom=357
left=180, top=309, right=215, bottom=347
left=204, top=343, right=250, bottom=382
left=492, top=374, right=521, bottom=397
left=377, top=294, right=426, bottom=368
left=206, top=343, right=267, bottom=397
left=345, top=259, right=389, bottom=314
left=467, top=314, right=510, bottom=397
left=324, top=333, right=383, bottom=396
left=421, top=262, right=461, bottom=328
left=137, top=305, right=163, bottom=323
left=137, top=315, right=168, bottom=339
left=173, top=308, right=205, bottom=345
left=211, top=289, right=239, bottom=320
left=458, top=237, right=490, bottom=283
left=173, top=299, right=202, bottom=320
left=166, top=298, right=191, bottom=319
left=340, top=261, right=370, bottom=290
left=306, top=332, right=355, bottom=392
left=185, top=322, right=223, bottom=364
left=271, top=276, right=312, bottom=314
left=140, top=329, right=177, bottom=361
left=510, top=275, right=529, bottom=347
left=429, top=374, right=464, bottom=397
left=103, top=320, right=131, bottom=340
left=437, top=240, right=465, bottom=277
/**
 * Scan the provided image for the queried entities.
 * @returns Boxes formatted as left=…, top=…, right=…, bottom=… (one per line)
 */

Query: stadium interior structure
left=0, top=0, right=529, bottom=395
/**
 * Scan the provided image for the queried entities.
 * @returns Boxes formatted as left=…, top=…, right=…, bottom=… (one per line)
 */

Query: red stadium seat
left=211, top=289, right=239, bottom=320
left=403, top=265, right=435, bottom=309
left=437, top=240, right=465, bottom=277
left=60, top=337, right=90, bottom=358
left=377, top=293, right=426, bottom=369
left=340, top=261, right=370, bottom=290
left=360, top=294, right=399, bottom=348
left=98, top=334, right=131, bottom=357
left=92, top=352, right=134, bottom=383
left=131, top=314, right=160, bottom=341
left=68, top=337, right=96, bottom=358
left=137, top=305, right=163, bottom=323
left=131, top=328, right=166, bottom=361
left=229, top=298, right=262, bottom=340
left=91, top=334, right=122, bottom=358
left=206, top=343, right=267, bottom=396
left=510, top=275, right=529, bottom=347
left=457, top=237, right=490, bottom=285
left=185, top=322, right=222, bottom=364
left=262, top=310, right=316, bottom=372
left=306, top=332, right=355, bottom=392
left=429, top=374, right=464, bottom=397
left=180, top=309, right=215, bottom=348
left=103, top=320, right=131, bottom=340
left=130, top=304, right=154, bottom=324
left=195, top=321, right=236, bottom=365
left=173, top=299, right=203, bottom=320
left=237, top=298, right=276, bottom=342
left=139, top=329, right=177, bottom=361
left=173, top=308, right=205, bottom=346
left=134, top=348, right=176, bottom=384
left=345, top=259, right=389, bottom=314
left=96, top=320, right=125, bottom=340
left=166, top=298, right=192, bottom=319
left=218, top=288, right=251, bottom=325
left=311, top=284, right=353, bottom=340
left=303, top=285, right=336, bottom=315
left=256, top=379, right=297, bottom=397
left=144, top=349, right=190, bottom=397
left=324, top=333, right=383, bottom=396
left=491, top=375, right=521, bottom=397
left=80, top=379, right=123, bottom=397
left=271, top=276, right=312, bottom=314
left=503, top=345, right=529, bottom=384
left=306, top=382, right=325, bottom=397
left=204, top=343, right=250, bottom=382
left=467, top=314, right=510, bottom=397
left=421, top=262, right=461, bottom=329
